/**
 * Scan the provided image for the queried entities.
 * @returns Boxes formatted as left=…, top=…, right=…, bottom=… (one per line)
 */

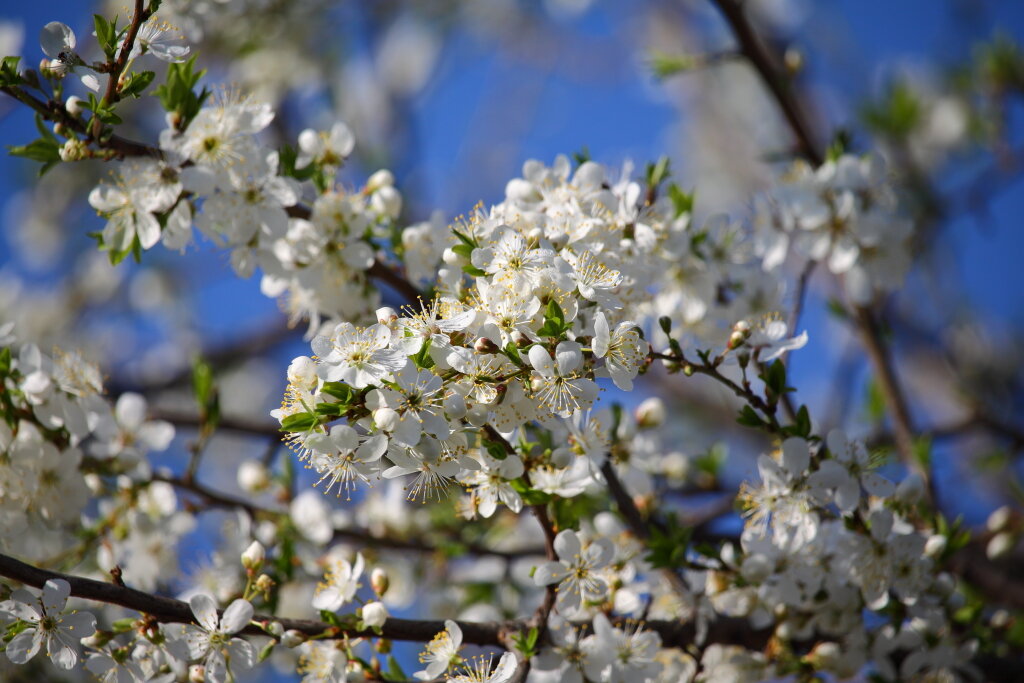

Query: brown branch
left=101, top=0, right=150, bottom=108
left=852, top=306, right=934, bottom=503
left=708, top=0, right=823, bottom=164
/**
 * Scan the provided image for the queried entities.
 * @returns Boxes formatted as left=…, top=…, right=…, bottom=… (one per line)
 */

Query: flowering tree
left=0, top=1, right=1023, bottom=682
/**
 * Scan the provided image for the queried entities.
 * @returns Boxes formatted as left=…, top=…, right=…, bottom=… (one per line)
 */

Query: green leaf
left=280, top=412, right=317, bottom=433
left=736, top=405, right=764, bottom=428
left=648, top=52, right=698, bottom=79
left=461, top=264, right=487, bottom=278
left=645, top=156, right=671, bottom=188
left=0, top=347, right=10, bottom=375
left=120, top=70, right=155, bottom=98
left=320, top=381, right=355, bottom=404
left=381, top=656, right=408, bottom=682
left=667, top=183, right=694, bottom=218
left=792, top=405, right=812, bottom=438
left=509, top=479, right=551, bottom=505
left=0, top=56, right=22, bottom=87
left=451, top=243, right=474, bottom=259
left=94, top=15, right=117, bottom=59
left=645, top=516, right=692, bottom=570
left=412, top=338, right=435, bottom=370
left=572, top=146, right=591, bottom=167
left=7, top=138, right=60, bottom=164
left=759, top=360, right=788, bottom=398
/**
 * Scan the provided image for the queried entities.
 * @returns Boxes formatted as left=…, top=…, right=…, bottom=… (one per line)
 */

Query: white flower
left=312, top=553, right=365, bottom=612
left=305, top=425, right=388, bottom=499
left=313, top=322, right=407, bottom=388
left=176, top=596, right=255, bottom=683
left=130, top=17, right=190, bottom=63
left=534, top=529, right=613, bottom=613
left=89, top=182, right=162, bottom=251
left=581, top=614, right=662, bottom=683
left=296, top=122, right=355, bottom=169
left=565, top=250, right=622, bottom=308
left=447, top=652, right=517, bottom=683
left=361, top=601, right=389, bottom=628
left=0, top=578, right=96, bottom=670
left=415, top=619, right=462, bottom=680
left=459, top=453, right=524, bottom=518
left=297, top=641, right=347, bottom=683
left=593, top=313, right=646, bottom=391
left=40, top=22, right=76, bottom=61
left=807, top=430, right=894, bottom=513
left=529, top=341, right=598, bottom=418
left=91, top=392, right=175, bottom=460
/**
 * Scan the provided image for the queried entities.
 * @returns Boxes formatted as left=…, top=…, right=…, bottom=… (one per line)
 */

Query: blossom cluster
left=0, top=13, right=999, bottom=683
left=0, top=329, right=174, bottom=562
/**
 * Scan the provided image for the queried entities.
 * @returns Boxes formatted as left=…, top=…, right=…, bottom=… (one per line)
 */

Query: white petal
left=189, top=593, right=220, bottom=632
left=220, top=599, right=254, bottom=633
left=41, top=579, right=70, bottom=614
left=553, top=529, right=581, bottom=559
left=40, top=22, right=75, bottom=59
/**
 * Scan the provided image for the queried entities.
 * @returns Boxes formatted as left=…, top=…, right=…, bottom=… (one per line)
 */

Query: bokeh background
left=1, top=0, right=1023, bottom=679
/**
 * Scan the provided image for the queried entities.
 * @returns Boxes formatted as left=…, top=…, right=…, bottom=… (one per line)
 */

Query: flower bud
left=990, top=609, right=1011, bottom=628
left=987, top=532, right=1014, bottom=560
left=374, top=407, right=400, bottom=432
left=987, top=505, right=1013, bottom=533
left=281, top=630, right=306, bottom=648
left=242, top=541, right=265, bottom=569
left=59, top=138, right=85, bottom=162
left=371, top=567, right=389, bottom=597
left=361, top=601, right=389, bottom=628
left=371, top=185, right=402, bottom=219
left=367, top=169, right=395, bottom=192
left=189, top=665, right=206, bottom=683
left=512, top=330, right=530, bottom=348
left=924, top=534, right=947, bottom=558
left=266, top=621, right=284, bottom=637
left=526, top=227, right=544, bottom=244
left=238, top=461, right=270, bottom=493
left=635, top=397, right=665, bottom=428
left=474, top=337, right=500, bottom=354
left=287, top=356, right=318, bottom=387
left=549, top=232, right=569, bottom=250
left=376, top=307, right=398, bottom=325
left=806, top=642, right=841, bottom=670
left=442, top=247, right=463, bottom=266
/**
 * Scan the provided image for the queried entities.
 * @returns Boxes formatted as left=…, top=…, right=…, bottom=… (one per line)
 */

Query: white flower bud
left=635, top=397, right=665, bottom=428
left=991, top=609, right=1011, bottom=628
left=505, top=178, right=538, bottom=202
left=189, top=665, right=205, bottom=683
left=371, top=567, right=389, bottom=597
left=807, top=642, right=841, bottom=670
left=361, top=600, right=389, bottom=628
left=376, top=307, right=398, bottom=325
left=442, top=247, right=463, bottom=266
left=238, top=461, right=270, bottom=493
left=287, top=356, right=318, bottom=388
left=986, top=532, right=1015, bottom=560
left=987, top=505, right=1013, bottom=533
left=65, top=95, right=84, bottom=116
left=443, top=393, right=467, bottom=420
left=374, top=407, right=400, bottom=432
left=924, top=534, right=947, bottom=558
left=59, top=138, right=85, bottom=161
left=895, top=473, right=925, bottom=505
left=367, top=169, right=395, bottom=192
left=371, top=185, right=402, bottom=219
left=281, top=629, right=306, bottom=648
left=266, top=621, right=284, bottom=637
left=549, top=232, right=569, bottom=250
left=242, top=541, right=265, bottom=569
left=527, top=226, right=544, bottom=243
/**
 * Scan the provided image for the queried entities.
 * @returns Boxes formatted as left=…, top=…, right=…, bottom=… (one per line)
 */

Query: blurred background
left=1, top=0, right=1023, bottom=679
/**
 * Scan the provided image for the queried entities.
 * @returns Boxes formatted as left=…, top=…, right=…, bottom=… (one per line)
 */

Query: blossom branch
left=708, top=0, right=823, bottom=164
